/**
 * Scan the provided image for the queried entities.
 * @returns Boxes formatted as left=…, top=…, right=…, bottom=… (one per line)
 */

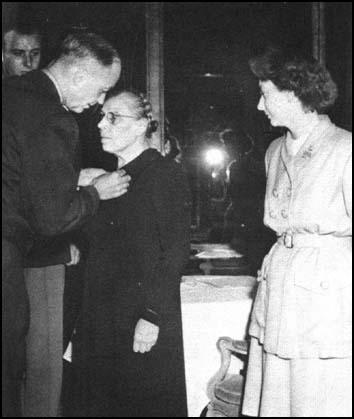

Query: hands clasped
left=133, top=319, right=159, bottom=353
left=78, top=168, right=107, bottom=187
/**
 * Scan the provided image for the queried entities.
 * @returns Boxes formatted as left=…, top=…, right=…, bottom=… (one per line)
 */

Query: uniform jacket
left=249, top=116, right=352, bottom=358
left=2, top=71, right=100, bottom=257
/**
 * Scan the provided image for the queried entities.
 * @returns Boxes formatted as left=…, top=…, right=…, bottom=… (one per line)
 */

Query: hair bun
left=149, top=120, right=159, bottom=134
left=137, top=93, right=158, bottom=138
left=139, top=93, right=154, bottom=120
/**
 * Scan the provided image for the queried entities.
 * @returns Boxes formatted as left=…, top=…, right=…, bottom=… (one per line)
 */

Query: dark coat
left=2, top=71, right=100, bottom=257
left=63, top=108, right=118, bottom=348
left=2, top=71, right=100, bottom=415
left=75, top=149, right=191, bottom=417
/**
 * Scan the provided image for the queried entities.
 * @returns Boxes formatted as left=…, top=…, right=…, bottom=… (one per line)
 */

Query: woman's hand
left=133, top=319, right=159, bottom=353
left=78, top=168, right=108, bottom=187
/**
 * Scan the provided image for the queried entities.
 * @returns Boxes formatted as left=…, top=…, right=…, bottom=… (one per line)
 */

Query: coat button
left=281, top=209, right=288, bottom=218
left=272, top=188, right=279, bottom=198
left=320, top=281, right=329, bottom=290
left=110, top=221, right=114, bottom=225
left=269, top=210, right=277, bottom=218
left=137, top=282, right=142, bottom=287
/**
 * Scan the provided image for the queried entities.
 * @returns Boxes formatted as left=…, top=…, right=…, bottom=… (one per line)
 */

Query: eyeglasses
left=99, top=111, right=136, bottom=125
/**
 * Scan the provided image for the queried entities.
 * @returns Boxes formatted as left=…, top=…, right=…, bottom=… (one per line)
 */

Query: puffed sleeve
left=23, top=113, right=100, bottom=236
left=141, top=163, right=191, bottom=325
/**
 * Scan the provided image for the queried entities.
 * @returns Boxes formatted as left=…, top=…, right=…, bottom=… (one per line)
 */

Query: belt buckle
left=283, top=232, right=294, bottom=248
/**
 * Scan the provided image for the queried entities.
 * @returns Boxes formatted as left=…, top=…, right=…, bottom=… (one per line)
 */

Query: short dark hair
left=58, top=31, right=120, bottom=67
left=3, top=21, right=42, bottom=46
left=249, top=47, right=338, bottom=112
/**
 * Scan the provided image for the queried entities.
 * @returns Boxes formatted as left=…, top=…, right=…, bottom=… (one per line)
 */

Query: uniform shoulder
left=3, top=71, right=61, bottom=112
left=3, top=73, right=73, bottom=132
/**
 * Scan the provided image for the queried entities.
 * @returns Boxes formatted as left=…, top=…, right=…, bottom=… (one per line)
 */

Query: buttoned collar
left=280, top=115, right=334, bottom=179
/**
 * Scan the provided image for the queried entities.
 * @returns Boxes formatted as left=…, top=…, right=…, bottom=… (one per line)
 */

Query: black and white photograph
left=2, top=2, right=352, bottom=417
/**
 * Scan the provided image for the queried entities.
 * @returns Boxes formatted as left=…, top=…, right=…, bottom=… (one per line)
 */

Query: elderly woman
left=242, top=49, right=352, bottom=417
left=73, top=91, right=191, bottom=417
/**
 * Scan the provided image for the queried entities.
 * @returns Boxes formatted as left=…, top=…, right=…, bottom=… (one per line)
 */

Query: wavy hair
left=249, top=47, right=338, bottom=112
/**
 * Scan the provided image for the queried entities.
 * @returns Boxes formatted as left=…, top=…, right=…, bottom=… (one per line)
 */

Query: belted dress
left=242, top=116, right=352, bottom=417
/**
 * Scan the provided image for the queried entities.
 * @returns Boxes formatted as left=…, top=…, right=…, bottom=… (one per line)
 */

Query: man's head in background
left=2, top=21, right=42, bottom=77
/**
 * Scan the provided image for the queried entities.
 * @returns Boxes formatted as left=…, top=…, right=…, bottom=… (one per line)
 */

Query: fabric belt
left=277, top=232, right=352, bottom=249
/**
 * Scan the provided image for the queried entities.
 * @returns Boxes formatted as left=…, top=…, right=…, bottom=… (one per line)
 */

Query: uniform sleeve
left=141, top=165, right=191, bottom=325
left=343, top=152, right=352, bottom=219
left=23, top=113, right=100, bottom=236
left=24, top=236, right=71, bottom=267
left=2, top=123, right=22, bottom=219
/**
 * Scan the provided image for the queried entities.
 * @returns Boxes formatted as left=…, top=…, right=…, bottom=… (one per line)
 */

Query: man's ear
left=72, top=67, right=88, bottom=87
left=136, top=118, right=149, bottom=136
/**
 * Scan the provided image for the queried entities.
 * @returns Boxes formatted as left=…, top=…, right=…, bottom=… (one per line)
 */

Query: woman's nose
left=257, top=96, right=264, bottom=111
left=97, top=114, right=108, bottom=129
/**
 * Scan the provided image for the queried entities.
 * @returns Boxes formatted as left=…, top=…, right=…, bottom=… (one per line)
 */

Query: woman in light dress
left=242, top=48, right=352, bottom=417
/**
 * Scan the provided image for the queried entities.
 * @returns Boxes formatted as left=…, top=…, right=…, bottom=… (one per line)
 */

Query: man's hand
left=93, top=170, right=130, bottom=200
left=66, top=244, right=80, bottom=266
left=78, top=168, right=107, bottom=187
left=133, top=319, right=159, bottom=353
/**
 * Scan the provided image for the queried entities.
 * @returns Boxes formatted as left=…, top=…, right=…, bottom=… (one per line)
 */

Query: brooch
left=302, top=144, right=314, bottom=160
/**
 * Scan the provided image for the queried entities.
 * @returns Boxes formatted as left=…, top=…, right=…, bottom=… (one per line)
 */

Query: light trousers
left=22, top=265, right=65, bottom=417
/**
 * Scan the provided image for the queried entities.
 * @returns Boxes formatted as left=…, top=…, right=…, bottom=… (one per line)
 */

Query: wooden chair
left=202, top=337, right=248, bottom=417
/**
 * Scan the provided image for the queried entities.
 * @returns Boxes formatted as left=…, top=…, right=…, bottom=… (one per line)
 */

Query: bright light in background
left=205, top=148, right=225, bottom=166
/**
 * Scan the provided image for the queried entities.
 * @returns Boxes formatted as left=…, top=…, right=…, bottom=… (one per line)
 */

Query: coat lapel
left=280, top=138, right=295, bottom=184
left=293, top=116, right=334, bottom=171
left=281, top=116, right=335, bottom=183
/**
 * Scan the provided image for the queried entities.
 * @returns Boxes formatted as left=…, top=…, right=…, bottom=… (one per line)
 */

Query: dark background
left=3, top=2, right=352, bottom=228
left=5, top=2, right=352, bottom=140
